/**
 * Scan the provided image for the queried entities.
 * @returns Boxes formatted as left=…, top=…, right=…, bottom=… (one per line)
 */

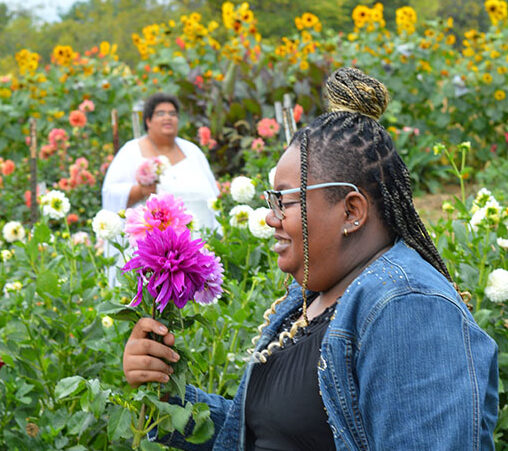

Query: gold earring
left=343, top=228, right=348, bottom=237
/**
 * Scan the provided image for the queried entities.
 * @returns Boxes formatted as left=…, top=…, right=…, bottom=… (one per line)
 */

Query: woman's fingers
left=126, top=337, right=179, bottom=363
left=124, top=354, right=173, bottom=375
left=131, top=317, right=169, bottom=339
left=127, top=370, right=171, bottom=387
left=123, top=318, right=180, bottom=387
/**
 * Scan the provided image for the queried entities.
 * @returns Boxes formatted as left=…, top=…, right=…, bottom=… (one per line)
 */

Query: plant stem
left=132, top=403, right=146, bottom=449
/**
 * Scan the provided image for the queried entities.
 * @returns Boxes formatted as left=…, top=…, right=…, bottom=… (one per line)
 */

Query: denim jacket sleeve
left=356, top=292, right=498, bottom=450
left=159, top=384, right=233, bottom=450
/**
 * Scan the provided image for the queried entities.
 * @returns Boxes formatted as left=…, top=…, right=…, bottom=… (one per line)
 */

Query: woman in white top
left=101, top=93, right=219, bottom=284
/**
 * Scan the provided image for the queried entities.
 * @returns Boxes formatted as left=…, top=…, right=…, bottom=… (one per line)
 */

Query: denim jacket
left=163, top=240, right=498, bottom=450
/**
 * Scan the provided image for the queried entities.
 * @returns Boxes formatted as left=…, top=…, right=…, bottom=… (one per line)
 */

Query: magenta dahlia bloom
left=195, top=248, right=224, bottom=305
left=125, top=192, right=192, bottom=247
left=122, top=226, right=216, bottom=311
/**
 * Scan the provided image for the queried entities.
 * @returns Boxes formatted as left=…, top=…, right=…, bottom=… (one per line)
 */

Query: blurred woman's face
left=146, top=102, right=179, bottom=138
left=266, top=143, right=351, bottom=292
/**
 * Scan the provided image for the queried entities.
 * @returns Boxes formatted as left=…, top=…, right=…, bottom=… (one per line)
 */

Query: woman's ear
left=343, top=191, right=369, bottom=232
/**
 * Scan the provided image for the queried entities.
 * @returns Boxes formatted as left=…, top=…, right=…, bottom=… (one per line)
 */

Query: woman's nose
left=265, top=208, right=281, bottom=228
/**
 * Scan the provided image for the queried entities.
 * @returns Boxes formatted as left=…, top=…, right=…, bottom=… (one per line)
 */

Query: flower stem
left=132, top=403, right=146, bottom=449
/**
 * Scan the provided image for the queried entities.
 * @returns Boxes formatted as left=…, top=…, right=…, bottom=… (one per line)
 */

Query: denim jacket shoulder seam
left=357, top=288, right=474, bottom=348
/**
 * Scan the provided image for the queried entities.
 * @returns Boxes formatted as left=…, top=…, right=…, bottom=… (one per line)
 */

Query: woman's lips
left=273, top=237, right=291, bottom=253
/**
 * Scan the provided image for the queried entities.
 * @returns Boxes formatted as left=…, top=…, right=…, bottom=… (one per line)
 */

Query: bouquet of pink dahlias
left=135, top=156, right=170, bottom=186
left=123, top=192, right=223, bottom=309
left=120, top=191, right=222, bottom=446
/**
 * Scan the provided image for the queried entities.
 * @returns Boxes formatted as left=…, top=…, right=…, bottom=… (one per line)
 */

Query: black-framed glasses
left=154, top=110, right=178, bottom=118
left=264, top=182, right=359, bottom=220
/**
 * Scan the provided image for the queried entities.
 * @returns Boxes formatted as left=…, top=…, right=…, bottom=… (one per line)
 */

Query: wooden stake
left=29, top=118, right=38, bottom=225
left=111, top=109, right=119, bottom=154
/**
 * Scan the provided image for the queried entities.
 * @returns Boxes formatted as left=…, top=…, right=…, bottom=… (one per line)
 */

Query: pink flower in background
left=135, top=156, right=169, bottom=186
left=40, top=144, right=57, bottom=159
left=75, top=157, right=89, bottom=169
left=176, top=37, right=186, bottom=50
left=293, top=104, right=303, bottom=123
left=72, top=231, right=91, bottom=246
left=69, top=110, right=87, bottom=127
left=124, top=192, right=192, bottom=247
left=198, top=126, right=212, bottom=147
left=100, top=155, right=113, bottom=174
left=48, top=128, right=69, bottom=148
left=1, top=159, right=15, bottom=176
left=257, top=118, right=280, bottom=139
left=79, top=99, right=95, bottom=113
left=58, top=178, right=70, bottom=191
left=25, top=136, right=31, bottom=146
left=136, top=159, right=158, bottom=186
left=122, top=226, right=216, bottom=311
left=69, top=164, right=80, bottom=179
left=208, top=139, right=217, bottom=149
left=251, top=137, right=265, bottom=153
left=194, top=75, right=204, bottom=89
left=66, top=213, right=79, bottom=224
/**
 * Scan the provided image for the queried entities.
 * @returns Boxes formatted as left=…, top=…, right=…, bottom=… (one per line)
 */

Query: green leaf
left=498, top=353, right=508, bottom=368
left=55, top=376, right=86, bottom=399
left=186, top=403, right=214, bottom=444
left=168, top=403, right=192, bottom=435
left=107, top=405, right=132, bottom=442
left=36, top=270, right=60, bottom=297
left=473, top=309, right=493, bottom=328
left=168, top=372, right=186, bottom=402
left=67, top=411, right=95, bottom=436
left=96, top=301, right=141, bottom=322
left=140, top=439, right=166, bottom=451
left=33, top=222, right=51, bottom=244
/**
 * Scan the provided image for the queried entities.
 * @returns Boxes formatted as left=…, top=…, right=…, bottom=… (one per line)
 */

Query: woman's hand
left=127, top=184, right=157, bottom=207
left=123, top=318, right=180, bottom=388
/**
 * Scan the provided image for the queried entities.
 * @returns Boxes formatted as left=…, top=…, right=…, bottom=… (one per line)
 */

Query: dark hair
left=294, top=67, right=452, bottom=285
left=142, top=93, right=180, bottom=131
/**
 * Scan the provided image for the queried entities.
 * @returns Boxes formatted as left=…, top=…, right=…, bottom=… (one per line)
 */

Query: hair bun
left=323, top=67, right=389, bottom=120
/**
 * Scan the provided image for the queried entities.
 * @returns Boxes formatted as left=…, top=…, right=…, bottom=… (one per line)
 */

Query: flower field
left=0, top=1, right=507, bottom=449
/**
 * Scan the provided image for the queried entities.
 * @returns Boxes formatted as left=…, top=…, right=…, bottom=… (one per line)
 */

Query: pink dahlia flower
left=198, top=126, right=212, bottom=147
left=79, top=99, right=95, bottom=113
left=124, top=192, right=192, bottom=247
left=122, top=227, right=216, bottom=311
left=136, top=159, right=158, bottom=186
left=194, top=248, right=224, bottom=305
left=293, top=104, right=303, bottom=123
left=257, top=118, right=280, bottom=139
left=251, top=137, right=265, bottom=153
left=48, top=128, right=69, bottom=149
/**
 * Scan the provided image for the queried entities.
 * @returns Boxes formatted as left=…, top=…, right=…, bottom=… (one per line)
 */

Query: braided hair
left=250, top=67, right=457, bottom=363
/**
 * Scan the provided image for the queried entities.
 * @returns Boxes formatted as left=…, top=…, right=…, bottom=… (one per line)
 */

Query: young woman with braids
left=122, top=67, right=498, bottom=450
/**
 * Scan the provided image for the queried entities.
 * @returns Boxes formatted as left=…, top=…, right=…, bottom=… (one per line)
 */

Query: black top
left=245, top=299, right=336, bottom=451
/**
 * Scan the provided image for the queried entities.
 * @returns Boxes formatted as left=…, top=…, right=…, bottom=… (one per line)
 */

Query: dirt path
left=413, top=184, right=466, bottom=225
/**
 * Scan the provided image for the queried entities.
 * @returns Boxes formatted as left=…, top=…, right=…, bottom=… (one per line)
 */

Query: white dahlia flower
left=2, top=221, right=25, bottom=243
left=40, top=190, right=71, bottom=220
left=484, top=268, right=508, bottom=303
left=229, top=205, right=253, bottom=228
left=497, top=238, right=508, bottom=250
left=92, top=210, right=123, bottom=240
left=231, top=176, right=255, bottom=203
left=248, top=207, right=273, bottom=239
